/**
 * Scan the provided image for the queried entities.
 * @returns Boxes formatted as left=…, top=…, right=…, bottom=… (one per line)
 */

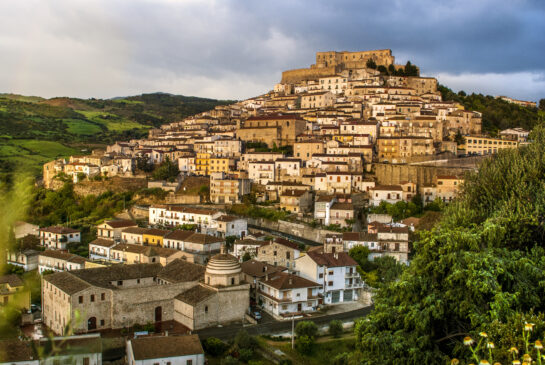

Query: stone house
left=173, top=252, right=250, bottom=331
left=38, top=251, right=87, bottom=274
left=6, top=249, right=39, bottom=271
left=257, top=238, right=301, bottom=271
left=241, top=259, right=287, bottom=304
left=42, top=260, right=205, bottom=335
left=209, top=215, right=248, bottom=238
left=209, top=172, right=251, bottom=204
left=328, top=202, right=354, bottom=228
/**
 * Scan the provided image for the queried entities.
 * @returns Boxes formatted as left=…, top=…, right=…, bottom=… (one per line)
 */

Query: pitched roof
left=44, top=271, right=92, bottom=294
left=164, top=230, right=195, bottom=241
left=129, top=335, right=204, bottom=360
left=342, top=232, right=378, bottom=242
left=69, top=263, right=164, bottom=289
left=89, top=238, right=117, bottom=248
left=261, top=272, right=320, bottom=290
left=330, top=202, right=353, bottom=211
left=372, top=185, right=403, bottom=191
left=144, top=228, right=171, bottom=237
left=184, top=233, right=224, bottom=245
left=44, top=334, right=102, bottom=355
left=241, top=259, right=286, bottom=278
left=0, top=274, right=24, bottom=287
left=0, top=340, right=35, bottom=362
left=122, top=227, right=149, bottom=235
left=175, top=285, right=216, bottom=305
left=156, top=259, right=205, bottom=283
left=305, top=251, right=358, bottom=267
left=267, top=237, right=299, bottom=250
left=104, top=219, right=137, bottom=228
left=39, top=226, right=79, bottom=234
left=214, top=215, right=241, bottom=222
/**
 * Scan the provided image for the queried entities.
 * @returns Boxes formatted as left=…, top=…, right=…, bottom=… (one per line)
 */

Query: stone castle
left=281, top=49, right=404, bottom=84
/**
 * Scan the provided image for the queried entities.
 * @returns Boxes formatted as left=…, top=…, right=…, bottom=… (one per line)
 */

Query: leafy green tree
left=329, top=320, right=344, bottom=338
left=238, top=348, right=254, bottom=362
left=152, top=156, right=179, bottom=182
left=295, top=320, right=318, bottom=338
left=366, top=59, right=377, bottom=69
left=348, top=246, right=375, bottom=272
left=454, top=130, right=466, bottom=145
left=377, top=65, right=388, bottom=75
left=136, top=156, right=154, bottom=172
left=404, top=61, right=419, bottom=76
left=539, top=98, right=545, bottom=111
left=234, top=329, right=258, bottom=350
left=225, top=235, right=237, bottom=250
left=295, top=335, right=314, bottom=355
left=203, top=337, right=228, bottom=357
left=388, top=64, right=396, bottom=75
left=242, top=252, right=252, bottom=262
left=221, top=356, right=239, bottom=365
left=354, top=124, right=545, bottom=363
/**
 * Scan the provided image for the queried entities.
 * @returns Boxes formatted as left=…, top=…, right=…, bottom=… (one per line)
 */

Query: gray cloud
left=0, top=0, right=544, bottom=101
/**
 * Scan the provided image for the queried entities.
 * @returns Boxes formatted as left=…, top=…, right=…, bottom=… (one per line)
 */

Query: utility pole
left=291, top=315, right=295, bottom=349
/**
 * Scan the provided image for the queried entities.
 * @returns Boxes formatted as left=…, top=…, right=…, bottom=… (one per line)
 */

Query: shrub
left=331, top=352, right=350, bottom=365
left=328, top=320, right=343, bottom=338
left=238, top=348, right=254, bottom=362
left=295, top=335, right=314, bottom=355
left=221, top=356, right=239, bottom=365
left=234, top=329, right=258, bottom=350
left=295, top=321, right=318, bottom=338
left=203, top=337, right=228, bottom=357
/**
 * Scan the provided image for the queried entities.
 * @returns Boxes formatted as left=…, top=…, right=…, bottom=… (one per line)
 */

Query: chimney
left=265, top=273, right=269, bottom=281
left=288, top=277, right=293, bottom=285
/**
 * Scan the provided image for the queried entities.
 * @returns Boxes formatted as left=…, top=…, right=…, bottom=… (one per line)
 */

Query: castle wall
left=281, top=66, right=338, bottom=84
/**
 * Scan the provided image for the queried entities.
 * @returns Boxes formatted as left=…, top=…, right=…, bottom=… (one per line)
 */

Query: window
left=319, top=273, right=323, bottom=279
left=328, top=281, right=333, bottom=286
left=90, top=294, right=95, bottom=302
left=117, top=280, right=123, bottom=286
left=205, top=305, right=208, bottom=313
left=273, top=250, right=277, bottom=256
left=187, top=360, right=193, bottom=365
left=286, top=252, right=290, bottom=259
left=100, top=319, right=105, bottom=326
left=79, top=296, right=83, bottom=304
left=137, top=279, right=140, bottom=284
left=101, top=293, right=105, bottom=300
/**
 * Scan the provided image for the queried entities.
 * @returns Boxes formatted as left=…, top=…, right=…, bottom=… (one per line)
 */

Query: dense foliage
left=354, top=124, right=545, bottom=364
left=437, top=85, right=544, bottom=135
left=368, top=195, right=443, bottom=221
left=348, top=246, right=405, bottom=288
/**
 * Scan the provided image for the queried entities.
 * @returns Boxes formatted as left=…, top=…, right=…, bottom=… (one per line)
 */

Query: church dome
left=206, top=253, right=241, bottom=276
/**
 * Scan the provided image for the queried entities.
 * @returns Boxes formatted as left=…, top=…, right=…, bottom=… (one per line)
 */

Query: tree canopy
left=355, top=124, right=545, bottom=364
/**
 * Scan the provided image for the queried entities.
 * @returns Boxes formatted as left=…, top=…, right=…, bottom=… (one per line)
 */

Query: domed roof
left=206, top=253, right=241, bottom=276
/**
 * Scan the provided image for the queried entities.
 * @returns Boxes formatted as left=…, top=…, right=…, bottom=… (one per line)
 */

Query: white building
left=232, top=239, right=267, bottom=261
left=38, top=251, right=87, bottom=274
left=209, top=215, right=248, bottom=238
left=39, top=226, right=81, bottom=250
left=126, top=335, right=205, bottom=365
left=96, top=220, right=137, bottom=241
left=149, top=205, right=222, bottom=230
left=296, top=251, right=363, bottom=304
left=248, top=161, right=276, bottom=186
left=369, top=185, right=404, bottom=206
left=258, top=272, right=321, bottom=318
left=88, top=238, right=117, bottom=261
left=274, top=158, right=301, bottom=177
left=40, top=334, right=102, bottom=365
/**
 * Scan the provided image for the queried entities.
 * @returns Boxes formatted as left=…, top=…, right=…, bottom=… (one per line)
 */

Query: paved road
left=195, top=305, right=373, bottom=340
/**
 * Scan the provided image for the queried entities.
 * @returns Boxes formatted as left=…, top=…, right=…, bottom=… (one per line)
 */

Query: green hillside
left=0, top=93, right=233, bottom=176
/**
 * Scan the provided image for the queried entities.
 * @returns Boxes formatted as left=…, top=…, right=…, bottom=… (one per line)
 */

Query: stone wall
left=248, top=218, right=338, bottom=244
left=166, top=193, right=201, bottom=204
left=74, top=177, right=148, bottom=196
left=373, top=163, right=474, bottom=186
left=281, top=66, right=338, bottom=84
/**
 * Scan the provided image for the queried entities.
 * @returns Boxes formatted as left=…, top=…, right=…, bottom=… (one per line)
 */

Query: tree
left=225, top=235, right=237, bottom=250
left=242, top=252, right=252, bottom=262
left=454, top=130, right=466, bottom=145
left=366, top=59, right=377, bottom=69
left=404, top=61, right=419, bottom=76
left=136, top=156, right=154, bottom=172
left=377, top=65, right=388, bottom=75
left=295, top=320, right=318, bottom=338
left=203, top=337, right=228, bottom=357
left=329, top=320, right=343, bottom=338
left=539, top=98, right=545, bottom=111
left=354, top=124, right=545, bottom=363
left=388, top=64, right=396, bottom=75
left=152, top=156, right=179, bottom=182
left=234, top=329, right=258, bottom=350
left=295, top=335, right=314, bottom=355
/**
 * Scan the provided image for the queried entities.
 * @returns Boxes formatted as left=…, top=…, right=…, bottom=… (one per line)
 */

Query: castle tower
left=204, top=252, right=242, bottom=287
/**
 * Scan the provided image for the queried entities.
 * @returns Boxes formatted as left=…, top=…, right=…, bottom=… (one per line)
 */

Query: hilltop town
left=3, top=50, right=536, bottom=364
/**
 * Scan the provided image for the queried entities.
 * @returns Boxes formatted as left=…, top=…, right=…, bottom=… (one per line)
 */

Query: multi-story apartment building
left=465, top=136, right=518, bottom=155
left=39, top=226, right=81, bottom=250
left=329, top=203, right=354, bottom=228
left=209, top=156, right=236, bottom=174
left=248, top=161, right=275, bottom=186
left=279, top=189, right=313, bottom=214
left=236, top=114, right=306, bottom=147
left=296, top=251, right=363, bottom=304
left=149, top=205, right=222, bottom=230
left=210, top=172, right=251, bottom=204
left=209, top=215, right=248, bottom=238
left=377, top=136, right=435, bottom=163
left=38, top=250, right=87, bottom=274
left=257, top=272, right=321, bottom=318
left=300, top=91, right=335, bottom=109
left=88, top=238, right=117, bottom=261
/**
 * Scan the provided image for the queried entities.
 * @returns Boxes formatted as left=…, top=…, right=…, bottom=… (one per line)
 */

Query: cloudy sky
left=1, top=0, right=544, bottom=101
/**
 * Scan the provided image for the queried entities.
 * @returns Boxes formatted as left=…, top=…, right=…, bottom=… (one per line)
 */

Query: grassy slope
left=0, top=93, right=234, bottom=176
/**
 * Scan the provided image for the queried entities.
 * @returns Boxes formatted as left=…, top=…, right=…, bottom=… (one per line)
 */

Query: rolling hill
left=0, top=93, right=233, bottom=177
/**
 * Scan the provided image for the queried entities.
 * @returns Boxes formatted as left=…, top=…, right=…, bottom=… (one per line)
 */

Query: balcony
left=345, top=272, right=360, bottom=278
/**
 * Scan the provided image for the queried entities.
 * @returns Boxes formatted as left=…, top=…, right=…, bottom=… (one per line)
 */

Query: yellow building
left=195, top=152, right=211, bottom=176
left=0, top=274, right=30, bottom=310
left=332, top=134, right=354, bottom=144
left=209, top=157, right=236, bottom=174
left=143, top=228, right=170, bottom=247
left=465, top=136, right=518, bottom=155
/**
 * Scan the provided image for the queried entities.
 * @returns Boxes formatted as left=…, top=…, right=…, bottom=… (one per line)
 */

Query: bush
left=331, top=352, right=350, bottom=365
left=203, top=337, right=228, bottom=357
left=328, top=320, right=343, bottom=338
left=238, top=348, right=254, bottom=362
left=295, top=321, right=318, bottom=338
left=278, top=360, right=292, bottom=365
left=234, top=329, right=258, bottom=350
left=295, top=335, right=314, bottom=355
left=221, top=356, right=239, bottom=365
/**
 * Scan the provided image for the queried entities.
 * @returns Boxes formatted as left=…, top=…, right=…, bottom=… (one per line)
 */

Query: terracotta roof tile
left=130, top=335, right=204, bottom=360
